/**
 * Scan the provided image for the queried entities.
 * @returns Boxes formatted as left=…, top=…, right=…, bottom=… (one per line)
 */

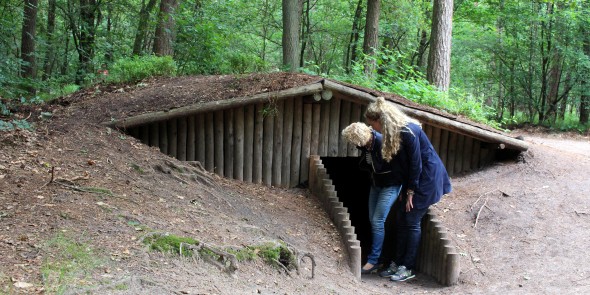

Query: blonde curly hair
left=364, top=97, right=420, bottom=161
left=341, top=122, right=372, bottom=147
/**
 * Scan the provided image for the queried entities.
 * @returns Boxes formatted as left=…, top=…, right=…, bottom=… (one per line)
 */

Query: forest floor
left=1, top=81, right=590, bottom=294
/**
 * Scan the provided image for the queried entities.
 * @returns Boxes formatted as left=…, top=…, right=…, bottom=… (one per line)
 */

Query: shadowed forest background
left=1, top=0, right=589, bottom=133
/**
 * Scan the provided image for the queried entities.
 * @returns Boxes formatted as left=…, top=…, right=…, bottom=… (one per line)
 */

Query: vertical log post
left=262, top=104, right=274, bottom=186
left=234, top=107, right=245, bottom=181
left=300, top=103, right=312, bottom=183
left=168, top=119, right=178, bottom=158
left=338, top=100, right=351, bottom=157
left=282, top=98, right=294, bottom=187
left=205, top=113, right=214, bottom=172
left=318, top=101, right=330, bottom=156
left=290, top=98, right=303, bottom=187
left=159, top=121, right=168, bottom=155
left=244, top=105, right=255, bottom=182
left=187, top=116, right=196, bottom=161
left=253, top=104, right=264, bottom=184
left=224, top=108, right=234, bottom=179
left=214, top=110, right=224, bottom=176
left=272, top=100, right=285, bottom=187
left=177, top=117, right=187, bottom=161
left=310, top=103, right=321, bottom=156
left=328, top=98, right=341, bottom=157
left=197, top=114, right=206, bottom=164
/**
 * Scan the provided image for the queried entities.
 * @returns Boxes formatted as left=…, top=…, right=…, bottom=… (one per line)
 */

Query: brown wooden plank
left=224, top=108, right=234, bottom=179
left=310, top=103, right=321, bottom=156
left=177, top=117, right=187, bottom=161
left=214, top=110, right=224, bottom=176
left=234, top=106, right=245, bottom=181
left=149, top=122, right=159, bottom=149
left=253, top=104, right=264, bottom=184
left=463, top=136, right=474, bottom=172
left=197, top=114, right=206, bottom=164
left=187, top=116, right=196, bottom=161
left=301, top=103, right=313, bottom=183
left=205, top=112, right=214, bottom=172
left=471, top=139, right=481, bottom=169
left=318, top=101, right=330, bottom=156
left=282, top=98, right=294, bottom=187
left=439, top=129, right=449, bottom=172
left=348, top=103, right=362, bottom=156
left=338, top=100, right=351, bottom=157
left=140, top=125, right=149, bottom=145
left=243, top=105, right=255, bottom=183
left=453, top=134, right=465, bottom=175
left=290, top=98, right=303, bottom=187
left=446, top=131, right=457, bottom=177
left=431, top=126, right=442, bottom=156
left=262, top=104, right=274, bottom=186
left=272, top=100, right=284, bottom=187
left=159, top=121, right=168, bottom=154
left=328, top=97, right=341, bottom=157
left=168, top=119, right=178, bottom=158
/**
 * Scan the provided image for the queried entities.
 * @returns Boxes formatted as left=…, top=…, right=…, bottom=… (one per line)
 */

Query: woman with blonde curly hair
left=364, top=97, right=452, bottom=282
left=341, top=122, right=407, bottom=275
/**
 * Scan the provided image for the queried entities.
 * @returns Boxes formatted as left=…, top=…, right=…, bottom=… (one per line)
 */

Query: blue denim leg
left=366, top=185, right=402, bottom=265
left=396, top=206, right=428, bottom=270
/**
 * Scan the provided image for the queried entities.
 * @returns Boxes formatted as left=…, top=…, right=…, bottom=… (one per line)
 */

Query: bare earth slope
left=1, top=97, right=590, bottom=294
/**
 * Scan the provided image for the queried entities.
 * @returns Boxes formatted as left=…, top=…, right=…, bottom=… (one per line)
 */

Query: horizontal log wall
left=126, top=96, right=498, bottom=185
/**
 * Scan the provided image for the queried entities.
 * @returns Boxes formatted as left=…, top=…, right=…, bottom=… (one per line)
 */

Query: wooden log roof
left=100, top=72, right=528, bottom=152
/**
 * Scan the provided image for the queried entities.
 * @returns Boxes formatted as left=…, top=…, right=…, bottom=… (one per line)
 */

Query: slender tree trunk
left=153, top=0, right=178, bottom=56
left=362, top=0, right=380, bottom=77
left=133, top=0, right=158, bottom=56
left=299, top=0, right=310, bottom=68
left=42, top=0, right=56, bottom=81
left=426, top=0, right=453, bottom=91
left=282, top=0, right=302, bottom=72
left=20, top=0, right=38, bottom=95
left=581, top=24, right=590, bottom=124
left=76, top=0, right=99, bottom=85
left=538, top=3, right=552, bottom=123
left=345, top=0, right=363, bottom=73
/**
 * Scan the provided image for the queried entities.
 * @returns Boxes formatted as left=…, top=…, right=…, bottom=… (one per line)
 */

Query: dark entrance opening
left=321, top=156, right=399, bottom=266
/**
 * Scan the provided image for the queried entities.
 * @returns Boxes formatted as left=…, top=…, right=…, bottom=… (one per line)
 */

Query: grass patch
left=143, top=233, right=200, bottom=256
left=41, top=233, right=105, bottom=294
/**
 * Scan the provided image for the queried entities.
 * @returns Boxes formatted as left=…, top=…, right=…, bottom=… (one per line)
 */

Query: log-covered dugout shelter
left=104, top=72, right=528, bottom=188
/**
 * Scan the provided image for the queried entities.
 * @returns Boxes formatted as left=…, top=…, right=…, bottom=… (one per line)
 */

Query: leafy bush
left=107, top=55, right=177, bottom=83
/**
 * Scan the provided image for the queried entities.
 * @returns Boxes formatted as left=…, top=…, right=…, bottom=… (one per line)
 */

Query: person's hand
left=406, top=190, right=414, bottom=212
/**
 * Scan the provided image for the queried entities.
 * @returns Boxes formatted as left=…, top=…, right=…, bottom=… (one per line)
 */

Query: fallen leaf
left=14, top=281, right=34, bottom=288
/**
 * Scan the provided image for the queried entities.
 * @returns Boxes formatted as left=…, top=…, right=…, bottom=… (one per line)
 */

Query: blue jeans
left=395, top=205, right=429, bottom=270
left=366, top=185, right=402, bottom=265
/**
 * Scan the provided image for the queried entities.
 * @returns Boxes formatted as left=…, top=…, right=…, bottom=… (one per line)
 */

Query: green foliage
left=143, top=233, right=199, bottom=256
left=0, top=119, right=33, bottom=131
left=332, top=50, right=500, bottom=128
left=107, top=55, right=177, bottom=83
left=41, top=233, right=104, bottom=294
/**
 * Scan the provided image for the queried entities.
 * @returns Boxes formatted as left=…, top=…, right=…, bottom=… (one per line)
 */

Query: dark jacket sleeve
left=402, top=126, right=422, bottom=191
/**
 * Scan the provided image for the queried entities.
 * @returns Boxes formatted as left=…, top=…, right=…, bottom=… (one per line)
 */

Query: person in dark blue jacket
left=364, top=97, right=452, bottom=282
left=341, top=122, right=405, bottom=274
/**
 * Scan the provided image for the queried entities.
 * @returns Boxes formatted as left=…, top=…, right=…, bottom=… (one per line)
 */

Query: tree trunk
left=362, top=0, right=380, bottom=77
left=42, top=0, right=56, bottom=81
left=299, top=0, right=310, bottom=68
left=282, top=0, right=302, bottom=72
left=345, top=0, right=363, bottom=73
left=20, top=0, right=38, bottom=95
left=427, top=0, right=453, bottom=91
left=153, top=0, right=178, bottom=56
left=133, top=0, right=158, bottom=56
left=581, top=23, right=590, bottom=124
left=76, top=0, right=99, bottom=85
